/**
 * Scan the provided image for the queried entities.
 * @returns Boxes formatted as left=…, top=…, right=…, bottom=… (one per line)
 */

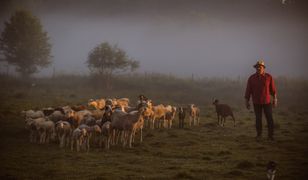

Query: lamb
left=25, top=117, right=47, bottom=143
left=213, top=99, right=235, bottom=127
left=55, top=121, right=72, bottom=148
left=188, top=104, right=200, bottom=126
left=100, top=121, right=112, bottom=149
left=71, top=128, right=87, bottom=152
left=78, top=124, right=102, bottom=151
left=36, top=120, right=56, bottom=144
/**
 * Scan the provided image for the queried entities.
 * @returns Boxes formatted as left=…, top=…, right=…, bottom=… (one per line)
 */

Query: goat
left=110, top=106, right=145, bottom=148
left=178, top=107, right=186, bottom=128
left=188, top=104, right=200, bottom=126
left=165, top=106, right=177, bottom=128
left=151, top=104, right=170, bottom=129
left=213, top=99, right=235, bottom=127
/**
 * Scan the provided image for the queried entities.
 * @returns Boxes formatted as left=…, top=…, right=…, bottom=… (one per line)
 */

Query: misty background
left=0, top=0, right=307, bottom=78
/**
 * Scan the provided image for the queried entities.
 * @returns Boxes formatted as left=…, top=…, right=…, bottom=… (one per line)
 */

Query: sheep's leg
left=140, top=128, right=143, bottom=143
left=60, top=134, right=64, bottom=148
left=132, top=129, right=136, bottom=143
left=70, top=139, right=74, bottom=151
left=29, top=131, right=33, bottom=143
left=232, top=115, right=236, bottom=127
left=99, top=136, right=103, bottom=148
left=197, top=116, right=199, bottom=126
left=193, top=116, right=195, bottom=126
left=104, top=137, right=107, bottom=149
left=105, top=136, right=109, bottom=149
left=129, top=131, right=133, bottom=148
left=46, top=132, right=50, bottom=144
left=122, top=131, right=126, bottom=147
left=111, top=129, right=116, bottom=145
left=86, top=137, right=90, bottom=153
left=40, top=132, right=45, bottom=144
left=66, top=134, right=71, bottom=147
left=76, top=139, right=80, bottom=152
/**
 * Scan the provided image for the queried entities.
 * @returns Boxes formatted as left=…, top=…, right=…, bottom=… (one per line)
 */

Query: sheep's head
left=93, top=125, right=102, bottom=134
left=66, top=109, right=75, bottom=118
left=88, top=101, right=98, bottom=109
left=213, top=99, right=219, bottom=105
left=81, top=128, right=87, bottom=137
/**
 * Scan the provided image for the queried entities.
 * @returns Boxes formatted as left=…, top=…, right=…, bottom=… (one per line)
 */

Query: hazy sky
left=0, top=0, right=307, bottom=78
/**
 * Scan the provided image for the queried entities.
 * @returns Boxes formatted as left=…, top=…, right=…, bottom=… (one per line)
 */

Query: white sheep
left=71, top=128, right=87, bottom=152
left=55, top=121, right=72, bottom=148
left=36, top=120, right=56, bottom=144
left=22, top=110, right=44, bottom=119
left=101, top=121, right=112, bottom=150
left=25, top=117, right=47, bottom=143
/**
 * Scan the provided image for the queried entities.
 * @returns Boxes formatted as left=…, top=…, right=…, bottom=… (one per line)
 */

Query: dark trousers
left=253, top=103, right=274, bottom=138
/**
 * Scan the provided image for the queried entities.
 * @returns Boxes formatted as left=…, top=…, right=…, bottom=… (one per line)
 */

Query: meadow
left=0, top=74, right=307, bottom=179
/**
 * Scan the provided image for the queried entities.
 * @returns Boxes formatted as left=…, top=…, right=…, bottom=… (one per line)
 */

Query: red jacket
left=245, top=73, right=277, bottom=104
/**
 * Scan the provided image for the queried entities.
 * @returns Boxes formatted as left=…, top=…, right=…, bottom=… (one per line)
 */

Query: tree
left=0, top=10, right=52, bottom=77
left=86, top=42, right=139, bottom=88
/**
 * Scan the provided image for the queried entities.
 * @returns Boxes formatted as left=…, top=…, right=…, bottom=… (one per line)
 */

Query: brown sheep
left=88, top=98, right=106, bottom=110
left=213, top=99, right=235, bottom=127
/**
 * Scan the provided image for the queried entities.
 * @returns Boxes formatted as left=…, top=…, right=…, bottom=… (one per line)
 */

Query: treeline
left=0, top=73, right=307, bottom=110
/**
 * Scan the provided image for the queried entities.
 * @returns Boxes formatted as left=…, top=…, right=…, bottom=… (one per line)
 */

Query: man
left=245, top=60, right=277, bottom=141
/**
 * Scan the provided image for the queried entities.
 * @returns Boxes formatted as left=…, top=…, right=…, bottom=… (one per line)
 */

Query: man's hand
left=245, top=99, right=250, bottom=110
left=273, top=98, right=278, bottom=108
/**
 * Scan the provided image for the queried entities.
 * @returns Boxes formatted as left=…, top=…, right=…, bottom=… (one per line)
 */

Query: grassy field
left=0, top=74, right=307, bottom=179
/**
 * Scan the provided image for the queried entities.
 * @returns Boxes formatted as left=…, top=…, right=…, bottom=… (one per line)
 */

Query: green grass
left=0, top=74, right=308, bottom=179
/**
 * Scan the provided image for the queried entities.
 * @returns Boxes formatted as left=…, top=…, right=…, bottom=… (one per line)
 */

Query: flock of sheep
left=22, top=96, right=235, bottom=152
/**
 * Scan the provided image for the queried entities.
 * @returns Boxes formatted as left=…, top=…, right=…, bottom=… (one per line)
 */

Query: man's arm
left=270, top=76, right=277, bottom=107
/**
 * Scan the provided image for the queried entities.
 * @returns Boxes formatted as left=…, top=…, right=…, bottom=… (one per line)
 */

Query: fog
left=1, top=0, right=307, bottom=78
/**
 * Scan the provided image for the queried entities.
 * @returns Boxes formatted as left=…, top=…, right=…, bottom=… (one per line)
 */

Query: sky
left=0, top=0, right=307, bottom=78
